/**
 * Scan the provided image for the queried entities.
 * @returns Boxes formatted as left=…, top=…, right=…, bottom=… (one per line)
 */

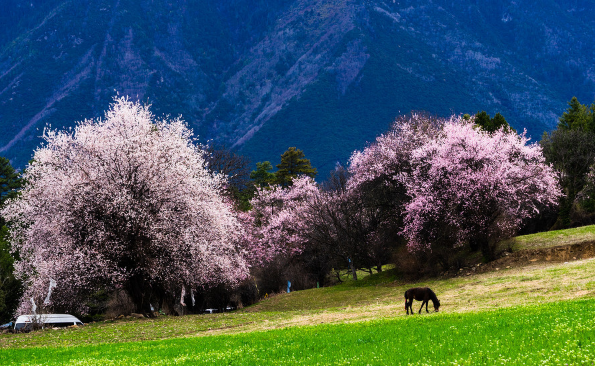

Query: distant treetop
left=473, top=111, right=515, bottom=134
left=558, top=96, right=595, bottom=132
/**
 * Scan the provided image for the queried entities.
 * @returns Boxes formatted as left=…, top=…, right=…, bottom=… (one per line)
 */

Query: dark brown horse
left=404, top=287, right=440, bottom=315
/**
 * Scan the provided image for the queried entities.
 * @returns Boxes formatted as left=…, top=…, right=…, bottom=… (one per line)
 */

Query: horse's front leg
left=425, top=300, right=429, bottom=313
left=418, top=300, right=427, bottom=314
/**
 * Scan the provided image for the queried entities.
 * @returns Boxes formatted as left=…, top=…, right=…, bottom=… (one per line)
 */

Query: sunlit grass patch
left=506, top=224, right=595, bottom=251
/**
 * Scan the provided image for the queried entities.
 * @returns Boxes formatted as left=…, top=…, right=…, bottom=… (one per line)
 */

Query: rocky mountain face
left=1, top=0, right=594, bottom=173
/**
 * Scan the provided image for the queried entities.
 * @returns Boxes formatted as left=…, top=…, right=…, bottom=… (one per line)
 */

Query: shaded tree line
left=540, top=96, right=595, bottom=228
left=0, top=157, right=23, bottom=323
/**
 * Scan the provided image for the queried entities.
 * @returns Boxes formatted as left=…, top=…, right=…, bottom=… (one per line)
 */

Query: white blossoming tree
left=2, top=98, right=248, bottom=315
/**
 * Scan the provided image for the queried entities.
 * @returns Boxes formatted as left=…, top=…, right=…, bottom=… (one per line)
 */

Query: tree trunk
left=480, top=240, right=495, bottom=262
left=334, top=269, right=343, bottom=283
left=126, top=274, right=154, bottom=315
left=351, top=263, right=358, bottom=281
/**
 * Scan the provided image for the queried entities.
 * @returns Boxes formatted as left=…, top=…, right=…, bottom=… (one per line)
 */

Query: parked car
left=14, top=314, right=83, bottom=331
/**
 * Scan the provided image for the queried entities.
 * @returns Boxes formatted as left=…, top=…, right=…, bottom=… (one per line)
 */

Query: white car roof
left=15, top=314, right=83, bottom=323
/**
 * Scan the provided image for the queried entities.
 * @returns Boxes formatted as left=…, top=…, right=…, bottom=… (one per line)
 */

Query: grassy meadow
left=1, top=226, right=595, bottom=364
left=506, top=224, right=595, bottom=251
left=1, top=300, right=594, bottom=365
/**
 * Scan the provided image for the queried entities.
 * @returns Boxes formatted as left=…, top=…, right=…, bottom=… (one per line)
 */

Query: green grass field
left=1, top=300, right=594, bottom=365
left=2, top=226, right=595, bottom=364
left=506, top=224, right=595, bottom=251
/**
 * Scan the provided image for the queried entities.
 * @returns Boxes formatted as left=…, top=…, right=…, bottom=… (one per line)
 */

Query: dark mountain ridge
left=1, top=0, right=594, bottom=172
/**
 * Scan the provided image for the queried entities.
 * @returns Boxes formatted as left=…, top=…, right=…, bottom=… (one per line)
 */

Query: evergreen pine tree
left=558, top=96, right=590, bottom=131
left=0, top=157, right=22, bottom=323
left=250, top=161, right=277, bottom=188
left=276, top=147, right=317, bottom=187
left=0, top=157, right=21, bottom=208
left=474, top=111, right=513, bottom=133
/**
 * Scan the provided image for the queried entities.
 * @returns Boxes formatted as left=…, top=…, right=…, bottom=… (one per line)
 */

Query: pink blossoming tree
left=244, top=176, right=319, bottom=266
left=343, top=114, right=444, bottom=273
left=2, top=98, right=248, bottom=315
left=239, top=176, right=328, bottom=292
left=347, top=114, right=442, bottom=190
left=402, top=118, right=562, bottom=260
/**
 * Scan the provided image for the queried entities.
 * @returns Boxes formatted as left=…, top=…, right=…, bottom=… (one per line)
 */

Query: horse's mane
left=428, top=289, right=440, bottom=305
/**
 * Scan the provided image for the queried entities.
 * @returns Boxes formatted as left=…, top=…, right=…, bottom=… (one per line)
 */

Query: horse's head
left=434, top=300, right=441, bottom=312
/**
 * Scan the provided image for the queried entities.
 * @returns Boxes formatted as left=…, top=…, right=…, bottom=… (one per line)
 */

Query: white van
left=14, top=314, right=83, bottom=331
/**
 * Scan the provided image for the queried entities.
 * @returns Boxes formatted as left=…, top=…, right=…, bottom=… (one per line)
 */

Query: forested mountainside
left=1, top=0, right=594, bottom=172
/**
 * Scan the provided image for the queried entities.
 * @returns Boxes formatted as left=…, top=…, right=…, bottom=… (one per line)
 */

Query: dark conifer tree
left=0, top=157, right=23, bottom=323
left=541, top=97, right=595, bottom=228
left=275, top=147, right=317, bottom=187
